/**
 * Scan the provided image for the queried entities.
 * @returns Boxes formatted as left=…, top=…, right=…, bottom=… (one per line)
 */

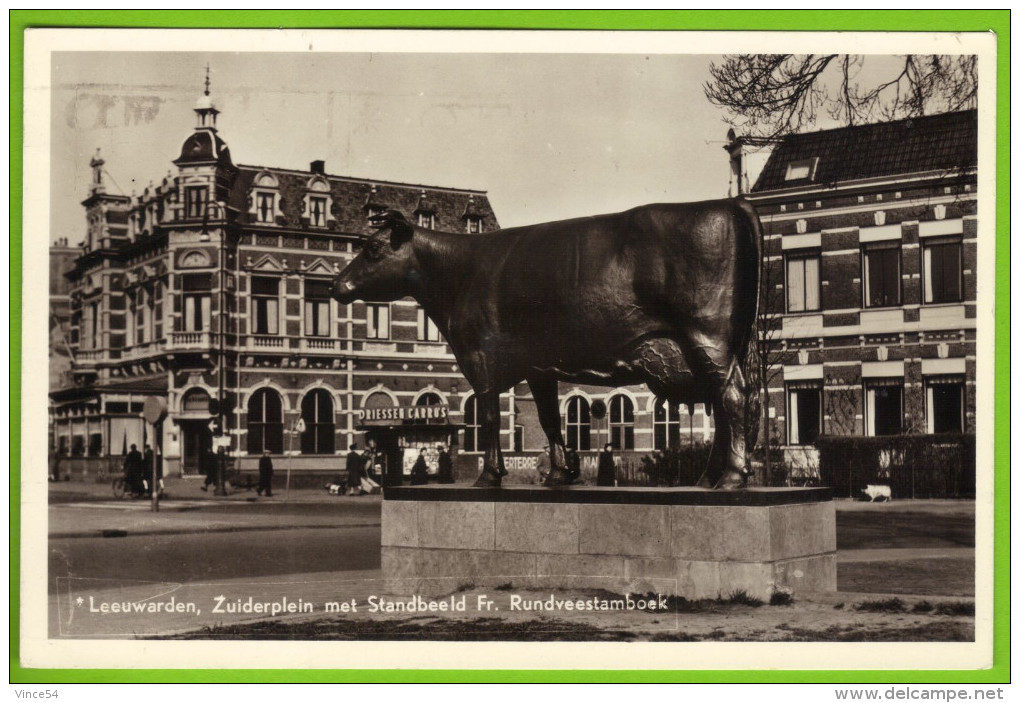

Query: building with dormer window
left=49, top=78, right=499, bottom=480
left=727, top=109, right=978, bottom=477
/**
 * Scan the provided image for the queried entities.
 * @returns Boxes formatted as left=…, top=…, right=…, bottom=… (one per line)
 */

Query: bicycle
left=111, top=473, right=147, bottom=500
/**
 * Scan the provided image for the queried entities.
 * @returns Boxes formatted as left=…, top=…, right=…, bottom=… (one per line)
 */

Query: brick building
left=49, top=84, right=500, bottom=479
left=727, top=110, right=978, bottom=475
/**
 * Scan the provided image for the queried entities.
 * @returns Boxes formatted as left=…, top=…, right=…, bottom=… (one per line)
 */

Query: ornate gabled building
left=50, top=81, right=498, bottom=478
left=728, top=109, right=978, bottom=475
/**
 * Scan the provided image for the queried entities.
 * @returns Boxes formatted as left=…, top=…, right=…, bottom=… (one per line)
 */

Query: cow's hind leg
left=681, top=332, right=750, bottom=490
left=527, top=376, right=570, bottom=487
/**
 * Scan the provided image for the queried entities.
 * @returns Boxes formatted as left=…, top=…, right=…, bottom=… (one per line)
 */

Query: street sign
left=142, top=397, right=167, bottom=424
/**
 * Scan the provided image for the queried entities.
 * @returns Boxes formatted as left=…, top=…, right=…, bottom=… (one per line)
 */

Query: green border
left=10, top=9, right=1009, bottom=685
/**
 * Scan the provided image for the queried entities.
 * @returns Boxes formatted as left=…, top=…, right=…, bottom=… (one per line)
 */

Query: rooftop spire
left=194, top=64, right=219, bottom=130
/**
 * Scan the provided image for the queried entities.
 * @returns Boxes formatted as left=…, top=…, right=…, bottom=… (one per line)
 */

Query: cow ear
left=371, top=209, right=413, bottom=248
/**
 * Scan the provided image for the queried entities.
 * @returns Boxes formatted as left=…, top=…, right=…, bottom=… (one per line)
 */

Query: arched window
left=247, top=388, right=283, bottom=454
left=182, top=388, right=211, bottom=414
left=653, top=397, right=682, bottom=450
left=566, top=396, right=591, bottom=451
left=463, top=396, right=480, bottom=452
left=415, top=392, right=443, bottom=425
left=608, top=395, right=635, bottom=450
left=300, top=389, right=335, bottom=455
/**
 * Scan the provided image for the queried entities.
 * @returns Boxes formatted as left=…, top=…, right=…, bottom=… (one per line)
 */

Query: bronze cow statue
left=333, top=199, right=762, bottom=489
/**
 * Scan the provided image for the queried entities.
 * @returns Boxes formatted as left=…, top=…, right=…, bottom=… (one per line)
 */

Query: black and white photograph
left=20, top=27, right=997, bottom=671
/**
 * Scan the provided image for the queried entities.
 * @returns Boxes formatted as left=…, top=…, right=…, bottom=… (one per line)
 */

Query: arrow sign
left=208, top=418, right=220, bottom=434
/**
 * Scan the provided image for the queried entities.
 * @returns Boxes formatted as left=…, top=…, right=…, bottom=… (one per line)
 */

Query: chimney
left=310, top=160, right=325, bottom=175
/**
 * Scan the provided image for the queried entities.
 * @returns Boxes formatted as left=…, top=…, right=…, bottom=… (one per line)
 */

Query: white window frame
left=864, top=379, right=904, bottom=437
left=251, top=276, right=281, bottom=336
left=786, top=253, right=821, bottom=313
left=787, top=383, right=823, bottom=445
left=924, top=376, right=966, bottom=434
left=365, top=303, right=390, bottom=340
left=922, top=238, right=964, bottom=305
left=303, top=279, right=332, bottom=338
left=417, top=308, right=441, bottom=342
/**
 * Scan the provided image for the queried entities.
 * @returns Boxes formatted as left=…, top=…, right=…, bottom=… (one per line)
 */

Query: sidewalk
left=49, top=476, right=382, bottom=539
left=49, top=473, right=360, bottom=505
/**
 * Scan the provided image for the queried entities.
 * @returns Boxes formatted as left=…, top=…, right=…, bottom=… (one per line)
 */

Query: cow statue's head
left=332, top=210, right=417, bottom=305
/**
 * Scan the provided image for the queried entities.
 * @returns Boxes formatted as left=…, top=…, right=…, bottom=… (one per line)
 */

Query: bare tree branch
left=706, top=54, right=978, bottom=139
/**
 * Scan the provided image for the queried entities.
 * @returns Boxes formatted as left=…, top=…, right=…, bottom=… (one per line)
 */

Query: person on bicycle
left=124, top=444, right=144, bottom=496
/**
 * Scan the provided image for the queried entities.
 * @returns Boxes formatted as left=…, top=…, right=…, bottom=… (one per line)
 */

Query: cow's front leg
left=472, top=390, right=508, bottom=488
left=527, top=376, right=570, bottom=487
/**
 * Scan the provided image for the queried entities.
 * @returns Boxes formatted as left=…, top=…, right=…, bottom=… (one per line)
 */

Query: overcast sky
left=50, top=51, right=743, bottom=242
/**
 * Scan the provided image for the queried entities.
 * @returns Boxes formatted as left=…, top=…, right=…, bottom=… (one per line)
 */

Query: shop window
left=304, top=280, right=331, bottom=337
left=923, top=239, right=963, bottom=304
left=608, top=395, right=635, bottom=450
left=864, top=244, right=902, bottom=308
left=926, top=376, right=965, bottom=434
left=565, top=396, right=591, bottom=451
left=300, top=389, right=335, bottom=455
left=247, top=388, right=284, bottom=454
left=252, top=277, right=280, bottom=335
left=366, top=303, right=390, bottom=340
left=787, top=383, right=822, bottom=445
left=88, top=432, right=103, bottom=457
left=786, top=253, right=821, bottom=312
left=866, top=379, right=903, bottom=436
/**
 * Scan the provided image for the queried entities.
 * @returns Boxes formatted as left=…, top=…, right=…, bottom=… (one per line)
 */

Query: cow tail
left=735, top=198, right=762, bottom=452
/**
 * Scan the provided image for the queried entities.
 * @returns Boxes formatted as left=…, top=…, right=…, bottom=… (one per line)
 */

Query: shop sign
left=359, top=405, right=449, bottom=423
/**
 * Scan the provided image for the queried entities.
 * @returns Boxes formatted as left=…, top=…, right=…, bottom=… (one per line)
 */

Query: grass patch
left=161, top=617, right=640, bottom=642
left=724, top=590, right=764, bottom=607
left=912, top=600, right=934, bottom=613
left=853, top=597, right=906, bottom=613
left=773, top=622, right=974, bottom=642
left=770, top=590, right=795, bottom=607
left=494, top=582, right=514, bottom=591
left=838, top=558, right=974, bottom=597
left=934, top=601, right=975, bottom=617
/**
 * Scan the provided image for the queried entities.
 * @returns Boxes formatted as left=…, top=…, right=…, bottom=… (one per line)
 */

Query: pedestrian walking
left=565, top=447, right=581, bottom=484
left=436, top=444, right=454, bottom=483
left=346, top=444, right=363, bottom=496
left=143, top=445, right=164, bottom=497
left=124, top=444, right=144, bottom=496
left=596, top=442, right=616, bottom=487
left=535, top=445, right=552, bottom=484
left=200, top=445, right=220, bottom=491
left=257, top=450, right=274, bottom=497
left=409, top=448, right=429, bottom=485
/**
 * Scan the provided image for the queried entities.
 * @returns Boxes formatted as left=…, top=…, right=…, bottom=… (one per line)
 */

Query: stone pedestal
left=382, top=486, right=836, bottom=600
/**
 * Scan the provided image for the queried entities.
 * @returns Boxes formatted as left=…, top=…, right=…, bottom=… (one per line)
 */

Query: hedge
left=815, top=434, right=976, bottom=499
